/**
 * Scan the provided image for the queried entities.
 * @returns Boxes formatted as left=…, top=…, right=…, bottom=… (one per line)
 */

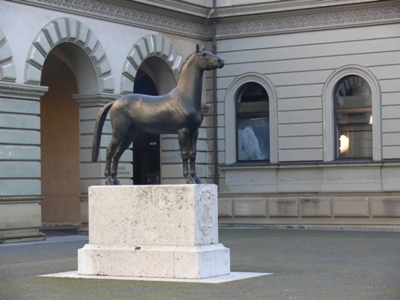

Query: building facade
left=1, top=0, right=400, bottom=243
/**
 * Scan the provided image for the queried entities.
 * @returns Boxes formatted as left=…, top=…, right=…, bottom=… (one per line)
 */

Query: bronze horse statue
left=92, top=45, right=224, bottom=185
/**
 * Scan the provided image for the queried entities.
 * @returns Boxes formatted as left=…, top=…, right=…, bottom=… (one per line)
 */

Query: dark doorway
left=132, top=68, right=161, bottom=185
left=40, top=46, right=81, bottom=225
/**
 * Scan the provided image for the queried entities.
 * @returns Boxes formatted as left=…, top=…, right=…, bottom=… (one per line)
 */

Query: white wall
left=0, top=1, right=153, bottom=94
left=217, top=23, right=400, bottom=164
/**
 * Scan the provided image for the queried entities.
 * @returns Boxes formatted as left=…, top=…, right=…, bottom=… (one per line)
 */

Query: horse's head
left=195, top=44, right=225, bottom=71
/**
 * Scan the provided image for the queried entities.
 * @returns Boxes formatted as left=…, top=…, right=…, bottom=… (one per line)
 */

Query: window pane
left=334, top=75, right=372, bottom=159
left=236, top=82, right=270, bottom=162
left=238, top=101, right=268, bottom=114
left=237, top=83, right=269, bottom=114
left=336, top=113, right=372, bottom=158
left=335, top=76, right=371, bottom=108
left=237, top=117, right=270, bottom=161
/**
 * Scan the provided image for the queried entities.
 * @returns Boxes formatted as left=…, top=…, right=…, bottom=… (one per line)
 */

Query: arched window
left=334, top=75, right=372, bottom=159
left=323, top=65, right=381, bottom=162
left=236, top=82, right=270, bottom=161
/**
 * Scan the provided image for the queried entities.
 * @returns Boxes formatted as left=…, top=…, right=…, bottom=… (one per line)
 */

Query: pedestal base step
left=78, top=243, right=230, bottom=279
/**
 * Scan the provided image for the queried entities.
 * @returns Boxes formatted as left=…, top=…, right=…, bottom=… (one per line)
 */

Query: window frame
left=224, top=73, right=278, bottom=164
left=323, top=65, right=382, bottom=162
left=235, top=82, right=270, bottom=162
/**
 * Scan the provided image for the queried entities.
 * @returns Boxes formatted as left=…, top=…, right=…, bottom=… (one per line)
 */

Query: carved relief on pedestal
left=197, top=186, right=217, bottom=237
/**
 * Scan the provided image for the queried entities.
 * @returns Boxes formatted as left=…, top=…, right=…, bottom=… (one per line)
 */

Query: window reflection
left=236, top=83, right=270, bottom=161
left=334, top=76, right=372, bottom=159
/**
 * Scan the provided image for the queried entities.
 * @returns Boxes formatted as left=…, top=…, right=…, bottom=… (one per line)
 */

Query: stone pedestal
left=78, top=184, right=230, bottom=279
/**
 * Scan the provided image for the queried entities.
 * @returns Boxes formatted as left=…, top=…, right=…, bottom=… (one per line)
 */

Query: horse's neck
left=177, top=56, right=203, bottom=107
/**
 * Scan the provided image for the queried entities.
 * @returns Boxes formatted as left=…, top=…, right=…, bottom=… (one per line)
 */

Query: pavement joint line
left=39, top=271, right=273, bottom=284
left=0, top=235, right=88, bottom=247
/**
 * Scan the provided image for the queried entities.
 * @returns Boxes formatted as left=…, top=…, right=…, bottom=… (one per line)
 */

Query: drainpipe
left=212, top=3, right=219, bottom=186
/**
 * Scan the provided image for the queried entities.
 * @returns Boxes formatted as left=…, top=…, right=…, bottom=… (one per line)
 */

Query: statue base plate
left=41, top=270, right=272, bottom=284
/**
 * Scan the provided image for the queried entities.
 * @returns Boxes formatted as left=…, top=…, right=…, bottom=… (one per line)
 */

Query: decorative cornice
left=12, top=0, right=212, bottom=39
left=106, top=0, right=211, bottom=18
left=212, top=0, right=380, bottom=18
left=8, top=0, right=400, bottom=40
left=216, top=4, right=400, bottom=38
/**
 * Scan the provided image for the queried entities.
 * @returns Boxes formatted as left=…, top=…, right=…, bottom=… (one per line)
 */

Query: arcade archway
left=30, top=18, right=115, bottom=226
left=40, top=45, right=81, bottom=225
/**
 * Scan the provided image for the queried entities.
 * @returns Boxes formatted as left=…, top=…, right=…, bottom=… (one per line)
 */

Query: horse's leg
left=105, top=136, right=121, bottom=185
left=110, top=129, right=139, bottom=185
left=178, top=128, right=196, bottom=184
left=189, top=129, right=202, bottom=184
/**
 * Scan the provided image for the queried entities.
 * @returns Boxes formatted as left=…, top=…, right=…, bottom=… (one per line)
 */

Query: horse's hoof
left=113, top=179, right=121, bottom=185
left=185, top=175, right=196, bottom=184
left=194, top=176, right=202, bottom=184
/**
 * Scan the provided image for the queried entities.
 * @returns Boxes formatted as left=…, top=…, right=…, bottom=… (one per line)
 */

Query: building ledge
left=220, top=160, right=400, bottom=171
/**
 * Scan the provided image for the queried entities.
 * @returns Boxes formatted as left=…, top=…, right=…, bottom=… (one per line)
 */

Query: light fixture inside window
left=339, top=134, right=349, bottom=154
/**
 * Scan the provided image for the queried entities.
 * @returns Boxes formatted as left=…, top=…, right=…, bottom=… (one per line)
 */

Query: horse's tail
left=91, top=101, right=114, bottom=162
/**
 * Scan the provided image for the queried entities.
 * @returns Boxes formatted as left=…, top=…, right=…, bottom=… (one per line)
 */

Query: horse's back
left=110, top=93, right=181, bottom=134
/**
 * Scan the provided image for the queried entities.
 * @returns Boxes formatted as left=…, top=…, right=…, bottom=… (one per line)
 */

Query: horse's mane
left=177, top=51, right=197, bottom=81
left=182, top=51, right=197, bottom=65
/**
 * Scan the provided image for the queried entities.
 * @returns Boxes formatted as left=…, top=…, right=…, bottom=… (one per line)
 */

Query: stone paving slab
left=1, top=228, right=400, bottom=300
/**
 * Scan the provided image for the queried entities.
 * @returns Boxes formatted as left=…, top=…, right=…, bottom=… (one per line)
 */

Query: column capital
left=0, top=82, right=48, bottom=100
left=73, top=93, right=117, bottom=107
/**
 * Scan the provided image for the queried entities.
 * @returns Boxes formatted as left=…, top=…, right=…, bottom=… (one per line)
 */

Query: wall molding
left=12, top=0, right=211, bottom=39
left=10, top=0, right=400, bottom=40
left=0, top=81, right=48, bottom=99
left=120, top=34, right=181, bottom=94
left=216, top=3, right=400, bottom=39
left=0, top=27, right=16, bottom=82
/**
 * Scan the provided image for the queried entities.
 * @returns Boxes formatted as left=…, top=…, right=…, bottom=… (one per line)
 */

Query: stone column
left=0, top=82, right=47, bottom=243
left=74, top=93, right=133, bottom=234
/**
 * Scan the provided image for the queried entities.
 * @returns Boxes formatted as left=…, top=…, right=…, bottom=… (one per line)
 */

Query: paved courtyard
left=0, top=228, right=399, bottom=300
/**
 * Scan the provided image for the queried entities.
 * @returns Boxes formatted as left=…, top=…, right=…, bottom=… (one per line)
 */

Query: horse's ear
left=196, top=44, right=200, bottom=53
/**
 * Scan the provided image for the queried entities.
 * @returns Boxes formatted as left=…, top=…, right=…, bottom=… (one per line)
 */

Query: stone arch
left=224, top=72, right=278, bottom=164
left=25, top=18, right=114, bottom=93
left=323, top=64, right=382, bottom=162
left=0, top=27, right=16, bottom=82
left=120, top=34, right=182, bottom=94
